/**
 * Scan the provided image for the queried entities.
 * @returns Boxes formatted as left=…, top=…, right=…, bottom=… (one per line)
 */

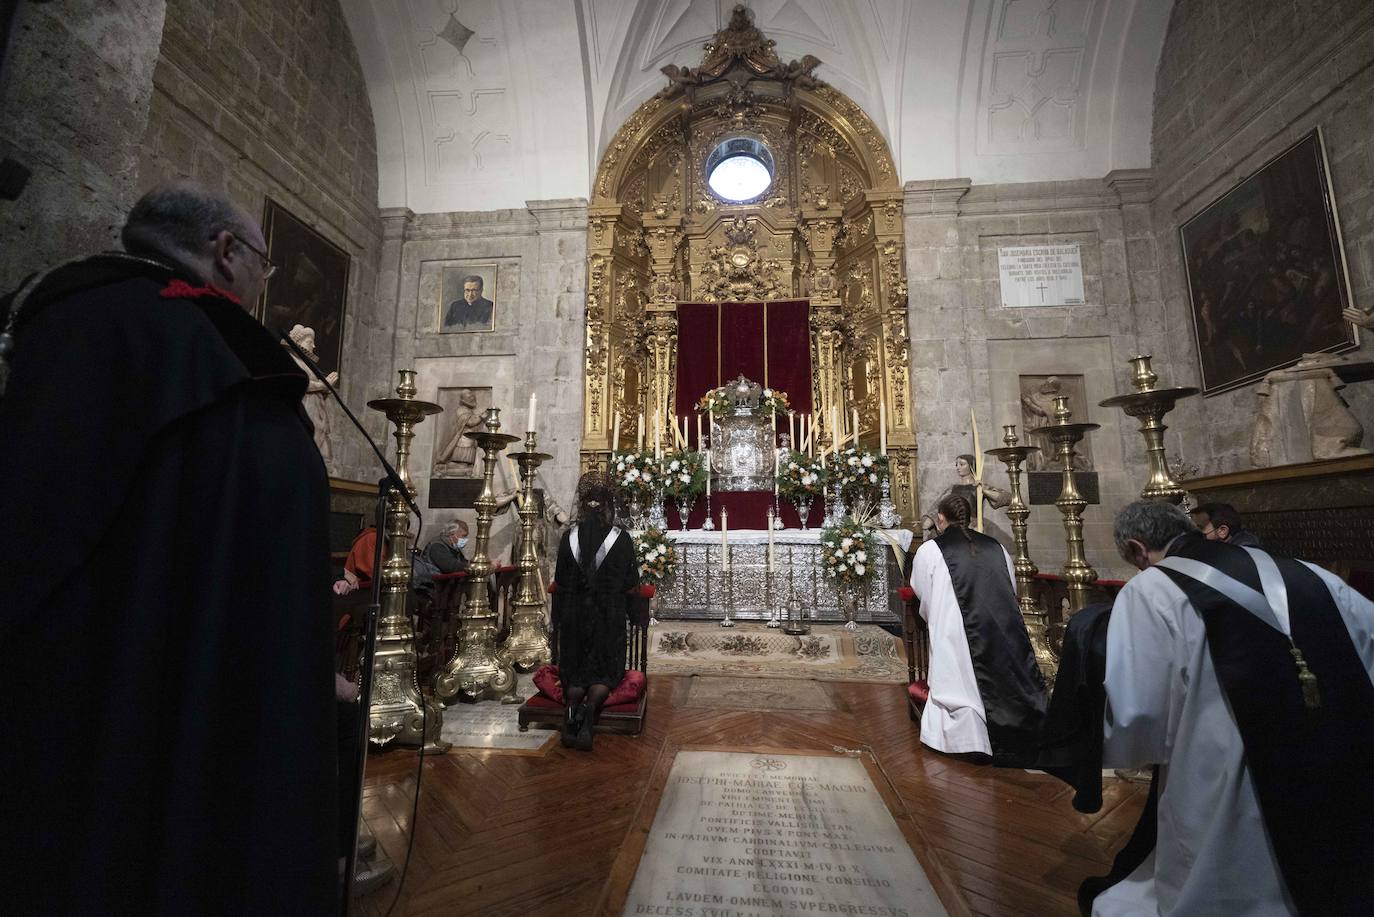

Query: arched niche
left=580, top=6, right=917, bottom=522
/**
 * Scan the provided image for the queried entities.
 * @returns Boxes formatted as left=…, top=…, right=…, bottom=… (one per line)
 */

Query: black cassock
left=552, top=521, right=641, bottom=689
left=0, top=255, right=337, bottom=915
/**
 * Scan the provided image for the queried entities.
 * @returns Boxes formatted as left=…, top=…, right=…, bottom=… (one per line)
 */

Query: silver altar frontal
left=656, top=529, right=913, bottom=624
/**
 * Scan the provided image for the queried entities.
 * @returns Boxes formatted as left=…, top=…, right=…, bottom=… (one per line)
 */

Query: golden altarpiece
left=578, top=8, right=919, bottom=523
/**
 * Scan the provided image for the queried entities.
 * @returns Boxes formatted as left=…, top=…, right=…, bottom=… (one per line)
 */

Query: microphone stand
left=278, top=332, right=421, bottom=912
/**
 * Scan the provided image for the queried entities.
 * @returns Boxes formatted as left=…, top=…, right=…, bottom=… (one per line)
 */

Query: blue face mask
left=455, top=537, right=468, bottom=550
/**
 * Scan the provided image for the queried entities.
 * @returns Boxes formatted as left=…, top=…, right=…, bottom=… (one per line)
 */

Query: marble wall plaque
left=440, top=701, right=553, bottom=752
left=623, top=751, right=947, bottom=917
left=998, top=244, right=1085, bottom=307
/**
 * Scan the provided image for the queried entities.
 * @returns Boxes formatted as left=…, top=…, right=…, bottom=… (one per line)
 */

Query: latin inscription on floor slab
left=440, top=701, right=552, bottom=751
left=623, top=751, right=947, bottom=917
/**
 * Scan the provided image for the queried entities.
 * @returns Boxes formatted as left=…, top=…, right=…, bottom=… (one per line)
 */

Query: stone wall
left=135, top=0, right=382, bottom=480
left=0, top=0, right=167, bottom=292
left=905, top=175, right=1161, bottom=580
left=1150, top=0, right=1374, bottom=475
left=367, top=201, right=589, bottom=558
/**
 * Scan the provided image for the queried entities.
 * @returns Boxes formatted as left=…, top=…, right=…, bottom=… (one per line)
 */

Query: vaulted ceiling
left=340, top=0, right=1173, bottom=213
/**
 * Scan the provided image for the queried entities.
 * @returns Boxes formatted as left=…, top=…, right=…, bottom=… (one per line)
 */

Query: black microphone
left=278, top=328, right=421, bottom=520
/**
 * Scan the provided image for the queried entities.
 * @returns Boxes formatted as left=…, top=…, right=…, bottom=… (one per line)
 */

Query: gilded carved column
left=643, top=218, right=683, bottom=448
left=799, top=208, right=845, bottom=444
left=871, top=189, right=918, bottom=524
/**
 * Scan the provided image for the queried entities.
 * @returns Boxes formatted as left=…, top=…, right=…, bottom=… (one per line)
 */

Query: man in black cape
left=1046, top=500, right=1374, bottom=916
left=0, top=182, right=338, bottom=914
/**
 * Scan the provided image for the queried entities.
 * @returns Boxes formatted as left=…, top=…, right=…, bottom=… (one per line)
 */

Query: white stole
left=569, top=526, right=622, bottom=574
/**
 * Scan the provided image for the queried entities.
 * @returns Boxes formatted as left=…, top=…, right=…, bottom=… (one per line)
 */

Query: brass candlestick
left=1099, top=354, right=1199, bottom=504
left=984, top=424, right=1056, bottom=683
left=1028, top=396, right=1100, bottom=615
left=435, top=408, right=519, bottom=703
left=497, top=432, right=554, bottom=671
left=365, top=370, right=449, bottom=753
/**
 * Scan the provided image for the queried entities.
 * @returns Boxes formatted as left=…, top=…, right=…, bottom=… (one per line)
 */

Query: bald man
left=0, top=182, right=338, bottom=914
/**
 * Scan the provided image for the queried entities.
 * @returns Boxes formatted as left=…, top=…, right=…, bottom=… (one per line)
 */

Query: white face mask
left=455, top=537, right=468, bottom=550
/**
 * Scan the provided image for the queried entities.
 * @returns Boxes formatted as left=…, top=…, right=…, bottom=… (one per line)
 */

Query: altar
left=653, top=528, right=913, bottom=624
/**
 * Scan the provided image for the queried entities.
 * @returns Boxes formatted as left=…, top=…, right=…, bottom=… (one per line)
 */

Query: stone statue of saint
left=921, top=454, right=1012, bottom=541
left=435, top=390, right=483, bottom=477
left=285, top=325, right=337, bottom=463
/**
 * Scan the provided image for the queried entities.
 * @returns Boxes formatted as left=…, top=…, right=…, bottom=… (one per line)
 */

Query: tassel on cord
left=1290, top=646, right=1321, bottom=710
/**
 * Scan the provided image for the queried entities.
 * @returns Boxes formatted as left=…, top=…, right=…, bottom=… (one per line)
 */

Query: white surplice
left=1097, top=561, right=1374, bottom=917
left=909, top=539, right=1018, bottom=755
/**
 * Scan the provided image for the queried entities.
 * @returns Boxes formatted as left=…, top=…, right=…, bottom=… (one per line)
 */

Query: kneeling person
left=909, top=495, right=1047, bottom=763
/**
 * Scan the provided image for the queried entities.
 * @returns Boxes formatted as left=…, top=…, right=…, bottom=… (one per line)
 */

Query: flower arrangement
left=695, top=385, right=790, bottom=417
left=775, top=449, right=827, bottom=501
left=612, top=450, right=661, bottom=503
left=826, top=445, right=889, bottom=505
left=819, top=516, right=880, bottom=591
left=659, top=449, right=707, bottom=501
left=634, top=526, right=678, bottom=589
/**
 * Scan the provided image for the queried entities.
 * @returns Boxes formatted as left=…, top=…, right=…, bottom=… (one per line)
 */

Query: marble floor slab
left=623, top=750, right=948, bottom=917
left=439, top=698, right=554, bottom=753
left=682, top=676, right=837, bottom=712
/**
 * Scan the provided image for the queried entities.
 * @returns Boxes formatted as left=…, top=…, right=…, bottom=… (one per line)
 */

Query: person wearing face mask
left=0, top=182, right=338, bottom=913
left=1084, top=500, right=1374, bottom=917
left=426, top=520, right=471, bottom=574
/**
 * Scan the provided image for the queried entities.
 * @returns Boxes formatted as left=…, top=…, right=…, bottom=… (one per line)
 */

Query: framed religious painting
left=437, top=264, right=498, bottom=333
left=258, top=198, right=351, bottom=377
left=1180, top=128, right=1357, bottom=395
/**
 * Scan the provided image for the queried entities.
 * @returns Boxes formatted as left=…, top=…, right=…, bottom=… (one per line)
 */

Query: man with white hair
left=1090, top=500, right=1374, bottom=916
left=0, top=181, right=338, bottom=914
left=426, top=519, right=471, bottom=573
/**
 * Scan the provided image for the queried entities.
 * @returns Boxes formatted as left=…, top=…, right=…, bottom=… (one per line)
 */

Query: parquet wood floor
left=355, top=676, right=1144, bottom=917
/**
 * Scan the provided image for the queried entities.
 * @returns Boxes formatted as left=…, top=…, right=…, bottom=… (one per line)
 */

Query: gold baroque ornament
left=697, top=216, right=787, bottom=301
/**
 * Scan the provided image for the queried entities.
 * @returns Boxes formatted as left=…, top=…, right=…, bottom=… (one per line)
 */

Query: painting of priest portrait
left=439, top=264, right=497, bottom=333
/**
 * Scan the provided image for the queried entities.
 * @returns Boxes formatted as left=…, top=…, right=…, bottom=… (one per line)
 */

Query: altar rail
left=656, top=529, right=912, bottom=624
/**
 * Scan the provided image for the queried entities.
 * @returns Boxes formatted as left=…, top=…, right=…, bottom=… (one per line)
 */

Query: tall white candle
left=612, top=412, right=620, bottom=450
left=653, top=409, right=661, bottom=458
left=527, top=391, right=538, bottom=433
left=788, top=410, right=796, bottom=451
left=767, top=510, right=775, bottom=570
left=879, top=399, right=887, bottom=455
left=638, top=413, right=645, bottom=450
left=831, top=405, right=840, bottom=449
left=852, top=407, right=860, bottom=447
left=696, top=412, right=703, bottom=452
left=721, top=507, right=729, bottom=570
left=705, top=445, right=711, bottom=495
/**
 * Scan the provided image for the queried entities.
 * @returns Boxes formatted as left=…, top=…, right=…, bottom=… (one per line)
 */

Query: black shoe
left=561, top=705, right=582, bottom=748
left=576, top=706, right=595, bottom=751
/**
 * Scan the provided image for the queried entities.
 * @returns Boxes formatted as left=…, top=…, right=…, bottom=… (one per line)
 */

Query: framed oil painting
left=438, top=264, right=497, bottom=333
left=1180, top=129, right=1357, bottom=395
left=257, top=199, right=351, bottom=377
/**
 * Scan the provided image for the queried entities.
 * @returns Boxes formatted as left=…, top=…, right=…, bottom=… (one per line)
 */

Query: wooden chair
left=517, top=591, right=650, bottom=736
left=899, top=586, right=930, bottom=722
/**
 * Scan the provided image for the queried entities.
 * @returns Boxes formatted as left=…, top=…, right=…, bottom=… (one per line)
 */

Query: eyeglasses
left=229, top=232, right=278, bottom=279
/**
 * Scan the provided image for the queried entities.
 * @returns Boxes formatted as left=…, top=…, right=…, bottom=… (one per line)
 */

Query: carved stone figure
left=921, top=454, right=1012, bottom=541
left=285, top=325, right=337, bottom=463
left=1020, top=375, right=1091, bottom=471
left=434, top=390, right=484, bottom=477
left=1249, top=353, right=1372, bottom=467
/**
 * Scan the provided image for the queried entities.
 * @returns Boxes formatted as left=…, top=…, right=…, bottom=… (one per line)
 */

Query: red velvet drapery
left=674, top=300, right=811, bottom=448
left=671, top=301, right=813, bottom=528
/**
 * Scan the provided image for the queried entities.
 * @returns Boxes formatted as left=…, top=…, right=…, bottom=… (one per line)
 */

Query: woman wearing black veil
left=552, top=471, right=643, bottom=750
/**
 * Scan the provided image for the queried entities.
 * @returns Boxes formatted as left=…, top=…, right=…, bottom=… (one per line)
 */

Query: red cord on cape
left=159, top=279, right=242, bottom=305
left=897, top=586, right=916, bottom=602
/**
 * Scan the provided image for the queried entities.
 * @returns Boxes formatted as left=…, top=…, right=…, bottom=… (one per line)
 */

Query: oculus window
left=706, top=137, right=774, bottom=202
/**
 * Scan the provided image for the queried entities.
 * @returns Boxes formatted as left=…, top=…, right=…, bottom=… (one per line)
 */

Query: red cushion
left=530, top=664, right=646, bottom=706
left=897, top=586, right=916, bottom=602
left=907, top=680, right=929, bottom=704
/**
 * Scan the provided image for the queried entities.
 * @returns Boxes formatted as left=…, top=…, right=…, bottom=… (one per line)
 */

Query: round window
left=705, top=136, right=775, bottom=202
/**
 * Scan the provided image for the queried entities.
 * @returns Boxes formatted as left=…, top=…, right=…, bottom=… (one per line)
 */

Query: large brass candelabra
left=985, top=425, right=1057, bottom=683
left=365, top=370, right=449, bottom=753
left=498, top=432, right=553, bottom=671
left=435, top=408, right=519, bottom=703
left=1099, top=354, right=1199, bottom=504
left=1029, top=396, right=1101, bottom=615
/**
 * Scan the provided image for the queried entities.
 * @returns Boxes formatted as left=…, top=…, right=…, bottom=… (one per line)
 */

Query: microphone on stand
left=278, top=329, right=424, bottom=911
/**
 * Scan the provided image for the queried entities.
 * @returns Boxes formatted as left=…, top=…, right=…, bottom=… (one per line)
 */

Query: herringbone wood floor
left=355, top=676, right=1145, bottom=917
